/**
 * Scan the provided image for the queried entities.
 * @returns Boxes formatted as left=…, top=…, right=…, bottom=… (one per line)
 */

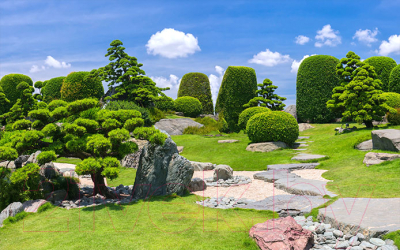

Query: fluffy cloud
left=315, top=24, right=341, bottom=47
left=290, top=54, right=316, bottom=73
left=150, top=74, right=180, bottom=89
left=44, top=56, right=71, bottom=68
left=248, top=49, right=291, bottom=67
left=353, top=28, right=378, bottom=46
left=295, top=35, right=310, bottom=45
left=146, top=28, right=201, bottom=58
left=208, top=66, right=225, bottom=106
left=377, top=34, right=400, bottom=56
left=29, top=65, right=45, bottom=73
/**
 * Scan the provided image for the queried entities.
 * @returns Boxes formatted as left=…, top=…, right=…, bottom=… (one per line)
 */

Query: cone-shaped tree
left=178, top=72, right=213, bottom=114
left=390, top=65, right=400, bottom=94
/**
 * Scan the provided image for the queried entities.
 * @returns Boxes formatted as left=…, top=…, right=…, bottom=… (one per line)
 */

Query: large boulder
left=284, top=105, right=297, bottom=120
left=0, top=202, right=24, bottom=227
left=372, top=129, right=400, bottom=152
left=188, top=178, right=207, bottom=192
left=249, top=216, right=314, bottom=250
left=132, top=137, right=194, bottom=199
left=363, top=152, right=400, bottom=166
left=246, top=142, right=288, bottom=152
left=213, top=165, right=233, bottom=181
left=46, top=189, right=68, bottom=203
left=298, top=123, right=314, bottom=132
left=0, top=160, right=16, bottom=169
left=120, top=139, right=149, bottom=169
left=14, top=155, right=30, bottom=169
left=190, top=161, right=216, bottom=171
left=154, top=118, right=203, bottom=136
left=39, top=162, right=60, bottom=179
left=356, top=139, right=373, bottom=151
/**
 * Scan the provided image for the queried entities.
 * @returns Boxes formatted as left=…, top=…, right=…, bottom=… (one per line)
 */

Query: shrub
left=41, top=124, right=58, bottom=137
left=86, top=134, right=112, bottom=156
left=124, top=118, right=144, bottom=132
left=247, top=111, right=299, bottom=145
left=101, top=118, right=121, bottom=132
left=51, top=107, right=69, bottom=121
left=10, top=163, right=42, bottom=201
left=67, top=98, right=99, bottom=115
left=48, top=100, right=68, bottom=112
left=388, top=108, right=400, bottom=125
left=79, top=107, right=101, bottom=120
left=364, top=56, right=397, bottom=92
left=148, top=131, right=167, bottom=145
left=215, top=66, right=257, bottom=132
left=63, top=123, right=86, bottom=136
left=105, top=100, right=153, bottom=126
left=174, top=96, right=203, bottom=117
left=178, top=72, right=213, bottom=114
left=133, top=127, right=156, bottom=140
left=37, top=102, right=47, bottom=109
left=381, top=92, right=400, bottom=108
left=60, top=71, right=104, bottom=102
left=0, top=167, right=12, bottom=210
left=238, top=107, right=271, bottom=131
left=0, top=74, right=33, bottom=114
left=149, top=107, right=165, bottom=122
left=117, top=141, right=138, bottom=159
left=74, top=118, right=99, bottom=133
left=155, top=95, right=175, bottom=111
left=0, top=146, right=18, bottom=162
left=296, top=55, right=340, bottom=123
left=28, top=109, right=51, bottom=123
left=108, top=128, right=130, bottom=145
left=51, top=176, right=80, bottom=200
left=390, top=65, right=400, bottom=94
left=37, top=151, right=57, bottom=165
left=41, top=76, right=66, bottom=103
left=12, top=119, right=32, bottom=130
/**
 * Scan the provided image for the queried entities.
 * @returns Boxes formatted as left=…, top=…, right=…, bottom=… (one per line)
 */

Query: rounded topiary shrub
left=247, top=111, right=299, bottom=145
left=60, top=71, right=104, bottom=102
left=296, top=55, right=340, bottom=123
left=0, top=74, right=33, bottom=113
left=389, top=65, right=400, bottom=94
left=238, top=107, right=271, bottom=131
left=381, top=92, right=400, bottom=108
left=155, top=95, right=175, bottom=111
left=178, top=72, right=213, bottom=114
left=364, top=56, right=397, bottom=92
left=42, top=76, right=66, bottom=103
left=388, top=108, right=400, bottom=125
left=174, top=96, right=202, bottom=117
left=215, top=66, right=257, bottom=132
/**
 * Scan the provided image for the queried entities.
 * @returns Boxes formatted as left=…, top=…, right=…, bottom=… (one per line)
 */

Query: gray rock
left=359, top=241, right=378, bottom=249
left=0, top=160, right=16, bottom=169
left=267, top=163, right=319, bottom=171
left=120, top=139, right=148, bottom=168
left=154, top=118, right=203, bottom=136
left=14, top=155, right=30, bottom=168
left=274, top=177, right=337, bottom=197
left=299, top=123, right=314, bottom=132
left=40, top=162, right=60, bottom=179
left=291, top=153, right=327, bottom=161
left=22, top=199, right=48, bottom=213
left=177, top=146, right=184, bottom=153
left=333, top=229, right=344, bottom=237
left=47, top=189, right=68, bottom=202
left=385, top=239, right=394, bottom=245
left=379, top=245, right=398, bottom=250
left=166, top=154, right=194, bottom=195
left=350, top=246, right=363, bottom=250
left=356, top=233, right=365, bottom=240
left=336, top=240, right=349, bottom=249
left=370, top=238, right=386, bottom=247
left=190, top=161, right=215, bottom=171
left=213, top=165, right=233, bottom=181
left=356, top=139, right=373, bottom=151
left=363, top=152, right=400, bottom=166
left=253, top=170, right=299, bottom=182
left=246, top=141, right=288, bottom=152
left=0, top=202, right=23, bottom=226
left=188, top=178, right=206, bottom=192
left=26, top=151, right=41, bottom=165
left=372, top=129, right=400, bottom=152
left=284, top=105, right=297, bottom=120
left=298, top=136, right=310, bottom=139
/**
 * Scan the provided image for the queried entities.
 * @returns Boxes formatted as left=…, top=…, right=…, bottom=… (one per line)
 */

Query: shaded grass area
left=0, top=195, right=277, bottom=250
left=54, top=157, right=82, bottom=165
left=172, top=124, right=400, bottom=198
left=107, top=167, right=137, bottom=187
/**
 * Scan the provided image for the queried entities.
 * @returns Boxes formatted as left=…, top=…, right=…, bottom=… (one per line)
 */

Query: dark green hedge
left=42, top=76, right=66, bottom=103
left=296, top=55, right=340, bottom=123
left=390, top=65, right=400, bottom=94
left=178, top=72, right=213, bottom=114
left=0, top=74, right=33, bottom=114
left=364, top=56, right=397, bottom=92
left=215, top=66, right=257, bottom=132
left=60, top=71, right=104, bottom=102
left=174, top=96, right=202, bottom=117
left=247, top=111, right=299, bottom=145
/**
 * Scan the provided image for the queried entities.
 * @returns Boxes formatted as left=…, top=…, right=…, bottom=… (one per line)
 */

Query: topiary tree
left=381, top=92, right=400, bottom=108
left=178, top=72, right=213, bottom=114
left=296, top=55, right=340, bottom=123
left=389, top=65, right=400, bottom=94
left=105, top=100, right=153, bottom=126
left=237, top=106, right=271, bottom=131
left=155, top=95, right=175, bottom=111
left=89, top=40, right=168, bottom=108
left=215, top=66, right=257, bottom=132
left=327, top=51, right=394, bottom=128
left=364, top=56, right=397, bottom=92
left=246, top=111, right=299, bottom=145
left=243, top=78, right=286, bottom=110
left=42, top=76, right=66, bottom=103
left=60, top=72, right=104, bottom=102
left=0, top=74, right=33, bottom=115
left=0, top=86, right=10, bottom=107
left=174, top=96, right=202, bottom=117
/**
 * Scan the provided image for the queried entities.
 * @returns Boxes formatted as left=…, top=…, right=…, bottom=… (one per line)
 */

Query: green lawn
left=107, top=167, right=137, bottom=187
left=54, top=157, right=82, bottom=165
left=172, top=123, right=400, bottom=198
left=0, top=195, right=276, bottom=250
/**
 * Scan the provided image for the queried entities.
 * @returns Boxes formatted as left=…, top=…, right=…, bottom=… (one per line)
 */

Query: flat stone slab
left=298, top=136, right=310, bottom=139
left=292, top=153, right=327, bottom=161
left=253, top=171, right=300, bottom=183
left=218, top=140, right=239, bottom=143
left=363, top=152, right=400, bottom=166
left=246, top=141, right=288, bottom=152
left=53, top=163, right=76, bottom=173
left=22, top=199, right=48, bottom=213
left=274, top=177, right=337, bottom=197
left=237, top=195, right=327, bottom=217
left=154, top=118, right=203, bottom=136
left=318, top=198, right=400, bottom=238
left=267, top=163, right=319, bottom=171
left=356, top=139, right=373, bottom=151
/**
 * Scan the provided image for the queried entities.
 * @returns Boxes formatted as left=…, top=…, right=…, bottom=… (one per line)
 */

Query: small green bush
left=132, top=127, right=156, bottom=140
left=148, top=131, right=167, bottom=145
left=42, top=76, right=66, bottom=103
left=86, top=134, right=111, bottom=156
left=247, top=111, right=299, bottom=145
left=149, top=108, right=165, bottom=122
left=12, top=119, right=32, bottom=130
left=238, top=107, right=271, bottom=131
left=63, top=123, right=86, bottom=136
left=10, top=163, right=42, bottom=201
left=178, top=72, right=213, bottom=114
left=124, top=118, right=144, bottom=132
left=60, top=72, right=104, bottom=102
left=364, top=56, right=397, bottom=92
left=390, top=65, right=400, bottom=94
left=74, top=118, right=99, bottom=133
left=67, top=98, right=99, bottom=115
left=381, top=92, right=400, bottom=108
left=79, top=107, right=101, bottom=120
left=37, top=151, right=57, bottom=165
left=174, top=96, right=202, bottom=117
left=37, top=102, right=48, bottom=109
left=101, top=118, right=121, bottom=132
left=48, top=100, right=68, bottom=112
left=155, top=95, right=175, bottom=111
left=41, top=124, right=58, bottom=137
left=105, top=100, right=153, bottom=126
left=117, top=141, right=138, bottom=159
left=108, top=128, right=130, bottom=145
left=51, top=107, right=69, bottom=121
left=28, top=109, right=51, bottom=123
left=0, top=74, right=33, bottom=114
left=388, top=108, right=400, bottom=125
left=0, top=167, right=13, bottom=210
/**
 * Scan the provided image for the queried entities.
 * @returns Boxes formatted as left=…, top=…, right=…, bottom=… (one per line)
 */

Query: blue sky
left=1, top=0, right=399, bottom=106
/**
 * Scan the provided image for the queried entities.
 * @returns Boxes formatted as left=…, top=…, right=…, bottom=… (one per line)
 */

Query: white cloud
left=209, top=66, right=225, bottom=106
left=29, top=65, right=45, bottom=73
left=150, top=74, right=179, bottom=89
left=353, top=28, right=378, bottom=46
left=315, top=24, right=341, bottom=47
left=146, top=28, right=201, bottom=58
left=377, top=34, right=400, bottom=56
left=295, top=35, right=310, bottom=45
left=248, top=49, right=292, bottom=67
left=44, top=56, right=71, bottom=68
left=291, top=54, right=317, bottom=73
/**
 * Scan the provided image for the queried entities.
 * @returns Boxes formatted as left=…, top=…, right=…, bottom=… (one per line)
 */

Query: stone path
left=292, top=153, right=327, bottom=161
left=267, top=163, right=320, bottom=171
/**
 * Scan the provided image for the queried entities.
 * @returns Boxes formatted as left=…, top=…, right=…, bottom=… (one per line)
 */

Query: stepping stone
left=274, top=177, right=337, bottom=197
left=218, top=139, right=239, bottom=143
left=292, top=153, right=327, bottom=161
left=296, top=141, right=308, bottom=144
left=253, top=171, right=300, bottom=183
left=298, top=136, right=310, bottom=139
left=292, top=142, right=309, bottom=148
left=267, top=163, right=319, bottom=171
left=236, top=195, right=327, bottom=217
left=318, top=198, right=400, bottom=238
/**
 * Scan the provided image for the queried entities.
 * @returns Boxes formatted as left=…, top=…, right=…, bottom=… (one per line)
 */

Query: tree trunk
left=91, top=171, right=117, bottom=199
left=364, top=120, right=374, bottom=128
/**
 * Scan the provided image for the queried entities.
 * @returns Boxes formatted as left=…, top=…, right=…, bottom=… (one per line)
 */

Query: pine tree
left=243, top=78, right=286, bottom=110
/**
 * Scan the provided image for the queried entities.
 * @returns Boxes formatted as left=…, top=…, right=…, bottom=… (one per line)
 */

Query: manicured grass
left=54, top=157, right=82, bottom=165
left=172, top=123, right=400, bottom=198
left=107, top=167, right=137, bottom=187
left=0, top=195, right=277, bottom=250
left=383, top=230, right=400, bottom=248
